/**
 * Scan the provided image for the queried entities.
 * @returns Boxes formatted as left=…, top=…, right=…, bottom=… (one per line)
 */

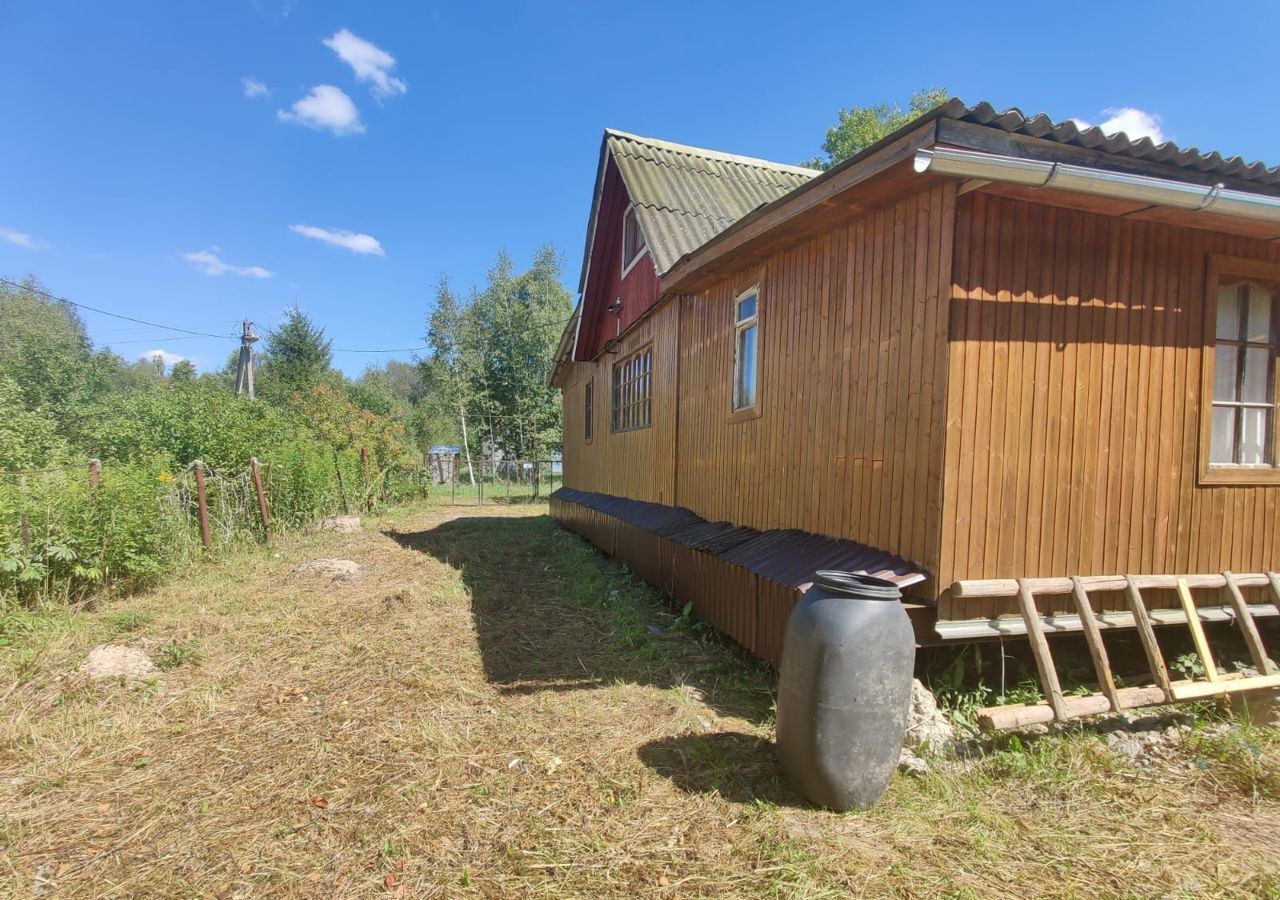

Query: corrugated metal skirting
left=550, top=488, right=925, bottom=667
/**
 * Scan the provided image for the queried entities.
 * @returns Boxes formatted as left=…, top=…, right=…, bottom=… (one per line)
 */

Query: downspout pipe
left=914, top=146, right=1280, bottom=225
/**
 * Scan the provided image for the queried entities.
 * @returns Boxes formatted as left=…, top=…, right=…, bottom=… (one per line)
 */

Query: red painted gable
left=574, top=155, right=661, bottom=362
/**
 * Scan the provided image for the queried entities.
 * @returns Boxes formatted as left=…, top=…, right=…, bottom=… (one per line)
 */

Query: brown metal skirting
left=551, top=489, right=929, bottom=666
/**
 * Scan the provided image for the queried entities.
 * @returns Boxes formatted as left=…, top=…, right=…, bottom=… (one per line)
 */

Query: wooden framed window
left=611, top=345, right=652, bottom=432
left=584, top=378, right=594, bottom=443
left=621, top=206, right=647, bottom=277
left=733, top=287, right=760, bottom=412
left=1200, top=255, right=1280, bottom=484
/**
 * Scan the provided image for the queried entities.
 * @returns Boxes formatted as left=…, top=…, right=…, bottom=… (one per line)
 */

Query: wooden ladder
left=979, top=571, right=1280, bottom=731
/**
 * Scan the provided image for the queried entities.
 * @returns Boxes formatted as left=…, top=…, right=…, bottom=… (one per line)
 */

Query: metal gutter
left=915, top=146, right=1280, bottom=224
left=935, top=603, right=1280, bottom=641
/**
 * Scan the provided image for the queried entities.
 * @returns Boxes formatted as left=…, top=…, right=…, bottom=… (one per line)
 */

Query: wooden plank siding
left=938, top=191, right=1280, bottom=620
left=561, top=300, right=680, bottom=506
left=560, top=183, right=957, bottom=596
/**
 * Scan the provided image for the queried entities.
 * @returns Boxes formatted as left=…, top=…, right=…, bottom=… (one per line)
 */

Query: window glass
left=1213, top=344, right=1238, bottom=401
left=1211, top=406, right=1236, bottom=464
left=1217, top=284, right=1242, bottom=339
left=1243, top=347, right=1271, bottom=403
left=1248, top=283, right=1274, bottom=343
left=1207, top=267, right=1279, bottom=472
left=737, top=294, right=757, bottom=322
left=1241, top=407, right=1269, bottom=465
left=737, top=324, right=758, bottom=409
left=611, top=345, right=652, bottom=431
left=622, top=207, right=646, bottom=272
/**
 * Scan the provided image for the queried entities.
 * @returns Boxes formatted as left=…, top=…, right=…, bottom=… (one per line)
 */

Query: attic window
left=622, top=206, right=647, bottom=276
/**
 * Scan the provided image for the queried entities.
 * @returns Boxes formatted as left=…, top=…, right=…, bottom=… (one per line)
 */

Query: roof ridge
left=605, top=128, right=819, bottom=178
left=612, top=145, right=811, bottom=188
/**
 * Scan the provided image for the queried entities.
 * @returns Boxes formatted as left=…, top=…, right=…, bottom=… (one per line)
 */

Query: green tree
left=805, top=88, right=949, bottom=170
left=262, top=305, right=333, bottom=395
left=170, top=359, right=197, bottom=382
left=423, top=276, right=478, bottom=483
left=465, top=245, right=571, bottom=461
left=0, top=277, right=121, bottom=441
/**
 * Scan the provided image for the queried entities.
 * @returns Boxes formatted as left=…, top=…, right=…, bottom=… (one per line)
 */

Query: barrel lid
left=814, top=570, right=902, bottom=600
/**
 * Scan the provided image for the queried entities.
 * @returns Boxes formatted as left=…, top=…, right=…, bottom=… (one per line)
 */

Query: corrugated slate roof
left=935, top=100, right=1280, bottom=189
left=605, top=129, right=819, bottom=273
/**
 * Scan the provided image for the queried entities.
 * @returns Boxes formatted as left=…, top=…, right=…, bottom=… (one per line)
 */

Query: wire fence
left=0, top=449, right=563, bottom=607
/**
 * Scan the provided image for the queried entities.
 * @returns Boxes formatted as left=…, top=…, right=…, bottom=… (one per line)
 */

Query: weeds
left=154, top=640, right=201, bottom=671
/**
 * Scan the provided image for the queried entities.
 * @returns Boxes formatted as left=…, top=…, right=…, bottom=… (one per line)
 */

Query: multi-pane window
left=733, top=288, right=759, bottom=411
left=622, top=206, right=647, bottom=275
left=611, top=346, right=652, bottom=432
left=584, top=378, right=594, bottom=443
left=1209, top=277, right=1278, bottom=467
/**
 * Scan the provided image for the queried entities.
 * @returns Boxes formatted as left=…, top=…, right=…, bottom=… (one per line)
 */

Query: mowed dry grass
left=3, top=500, right=1280, bottom=898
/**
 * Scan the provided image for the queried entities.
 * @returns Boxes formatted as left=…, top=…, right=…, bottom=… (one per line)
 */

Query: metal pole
left=193, top=461, right=212, bottom=551
left=250, top=457, right=270, bottom=541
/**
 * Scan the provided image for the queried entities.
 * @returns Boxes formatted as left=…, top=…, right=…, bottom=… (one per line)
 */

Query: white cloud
left=288, top=224, right=385, bottom=256
left=1, top=229, right=49, bottom=250
left=277, top=84, right=364, bottom=135
left=139, top=349, right=190, bottom=370
left=323, top=29, right=406, bottom=99
left=1072, top=107, right=1167, bottom=144
left=242, top=76, right=270, bottom=98
left=181, top=246, right=273, bottom=278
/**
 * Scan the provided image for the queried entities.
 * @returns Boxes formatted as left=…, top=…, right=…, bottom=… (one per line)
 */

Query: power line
left=1, top=277, right=577, bottom=357
left=0, top=277, right=236, bottom=339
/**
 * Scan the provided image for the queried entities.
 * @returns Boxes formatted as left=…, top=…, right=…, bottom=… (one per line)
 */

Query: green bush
left=0, top=457, right=183, bottom=604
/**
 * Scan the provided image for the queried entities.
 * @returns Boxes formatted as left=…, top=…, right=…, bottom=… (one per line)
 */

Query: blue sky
left=2, top=1, right=1278, bottom=376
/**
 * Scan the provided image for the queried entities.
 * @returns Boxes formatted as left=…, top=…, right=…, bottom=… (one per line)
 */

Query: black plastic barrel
left=775, top=570, right=915, bottom=811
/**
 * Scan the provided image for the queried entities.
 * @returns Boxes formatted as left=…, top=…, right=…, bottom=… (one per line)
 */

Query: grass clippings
left=1, top=499, right=1278, bottom=897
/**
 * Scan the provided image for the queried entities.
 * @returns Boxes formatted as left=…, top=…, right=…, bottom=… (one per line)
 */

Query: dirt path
left=3, top=501, right=1279, bottom=897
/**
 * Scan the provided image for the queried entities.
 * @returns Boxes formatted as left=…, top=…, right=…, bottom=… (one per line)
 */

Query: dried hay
left=1, top=500, right=1278, bottom=897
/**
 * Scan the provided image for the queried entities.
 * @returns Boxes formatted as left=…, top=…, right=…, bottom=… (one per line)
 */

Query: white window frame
left=733, top=286, right=760, bottom=412
left=611, top=344, right=653, bottom=433
left=1200, top=255, right=1280, bottom=484
left=621, top=205, right=649, bottom=278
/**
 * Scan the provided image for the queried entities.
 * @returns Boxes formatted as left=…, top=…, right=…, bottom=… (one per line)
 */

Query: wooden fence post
left=88, top=458, right=101, bottom=490
left=335, top=454, right=350, bottom=514
left=360, top=447, right=372, bottom=512
left=193, top=460, right=212, bottom=551
left=250, top=457, right=270, bottom=541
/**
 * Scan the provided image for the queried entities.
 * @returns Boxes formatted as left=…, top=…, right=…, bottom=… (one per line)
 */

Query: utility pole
left=233, top=319, right=258, bottom=399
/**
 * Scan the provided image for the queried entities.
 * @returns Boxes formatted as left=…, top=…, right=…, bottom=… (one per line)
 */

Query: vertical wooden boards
left=937, top=192, right=1280, bottom=610
left=558, top=304, right=679, bottom=505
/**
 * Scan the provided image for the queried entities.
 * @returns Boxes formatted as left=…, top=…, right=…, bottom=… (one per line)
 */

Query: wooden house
left=549, top=100, right=1280, bottom=717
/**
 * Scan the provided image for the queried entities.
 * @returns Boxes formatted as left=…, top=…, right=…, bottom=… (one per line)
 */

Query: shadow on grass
left=636, top=731, right=804, bottom=807
left=387, top=514, right=774, bottom=725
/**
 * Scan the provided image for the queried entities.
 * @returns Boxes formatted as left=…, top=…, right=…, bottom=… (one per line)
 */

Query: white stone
left=80, top=645, right=159, bottom=683
left=291, top=558, right=363, bottom=581
left=898, top=748, right=929, bottom=776
left=316, top=516, right=362, bottom=533
left=904, top=679, right=954, bottom=752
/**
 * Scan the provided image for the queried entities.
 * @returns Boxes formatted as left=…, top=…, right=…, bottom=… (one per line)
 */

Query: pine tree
left=264, top=305, right=333, bottom=395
